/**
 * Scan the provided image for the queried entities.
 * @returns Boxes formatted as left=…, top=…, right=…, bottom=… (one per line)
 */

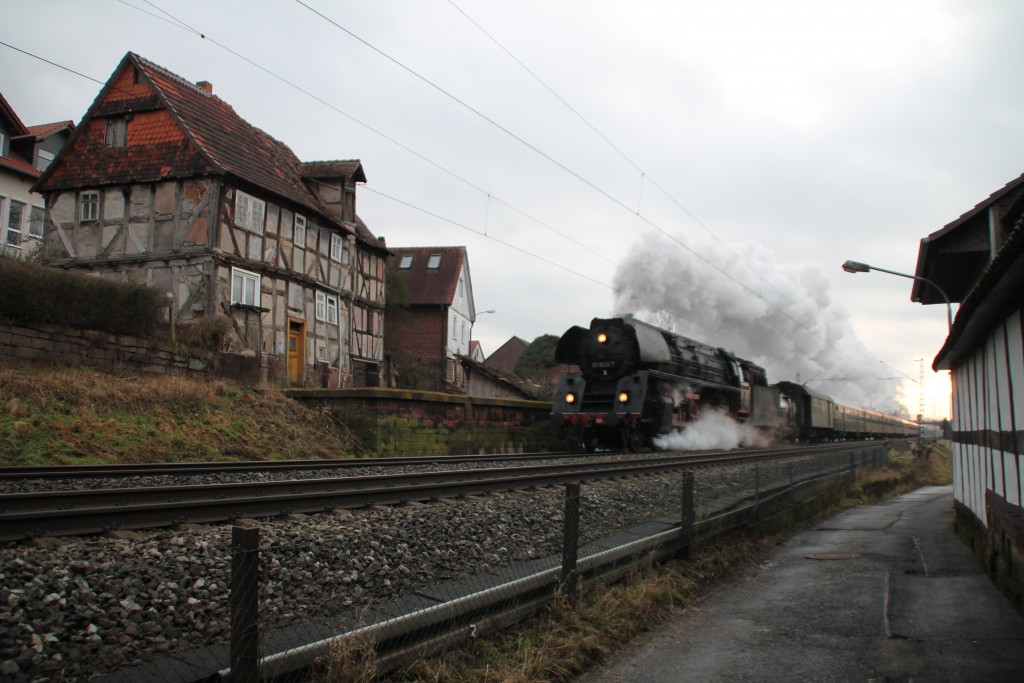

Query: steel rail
left=0, top=451, right=588, bottom=480
left=0, top=440, right=883, bottom=481
left=0, top=442, right=890, bottom=541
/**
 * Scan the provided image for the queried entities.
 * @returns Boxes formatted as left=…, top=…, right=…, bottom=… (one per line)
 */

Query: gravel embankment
left=0, top=457, right=825, bottom=681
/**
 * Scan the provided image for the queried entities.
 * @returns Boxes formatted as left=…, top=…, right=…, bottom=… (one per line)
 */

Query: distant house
left=460, top=355, right=541, bottom=400
left=484, top=336, right=529, bottom=374
left=388, top=246, right=476, bottom=392
left=31, top=52, right=389, bottom=388
left=469, top=339, right=485, bottom=362
left=914, top=171, right=1024, bottom=591
left=0, top=91, right=73, bottom=259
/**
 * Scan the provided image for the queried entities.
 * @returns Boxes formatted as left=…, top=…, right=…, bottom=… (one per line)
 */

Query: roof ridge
left=131, top=52, right=219, bottom=102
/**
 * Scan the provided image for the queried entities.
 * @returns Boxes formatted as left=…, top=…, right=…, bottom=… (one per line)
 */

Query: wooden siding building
left=916, top=172, right=1024, bottom=595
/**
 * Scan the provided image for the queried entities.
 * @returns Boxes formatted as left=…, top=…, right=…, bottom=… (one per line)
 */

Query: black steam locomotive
left=552, top=315, right=916, bottom=450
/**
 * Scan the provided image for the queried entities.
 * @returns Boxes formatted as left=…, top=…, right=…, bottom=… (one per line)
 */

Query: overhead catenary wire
left=5, top=5, right=917, bottom=390
left=291, top=0, right=917, bottom=386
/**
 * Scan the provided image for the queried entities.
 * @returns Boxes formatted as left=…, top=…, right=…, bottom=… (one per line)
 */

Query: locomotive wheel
left=622, top=428, right=645, bottom=453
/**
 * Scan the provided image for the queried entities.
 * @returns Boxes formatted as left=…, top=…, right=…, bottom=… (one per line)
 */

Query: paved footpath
left=575, top=485, right=1024, bottom=683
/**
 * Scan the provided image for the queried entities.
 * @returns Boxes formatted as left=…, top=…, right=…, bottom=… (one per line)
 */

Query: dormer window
left=104, top=118, right=127, bottom=147
left=36, top=149, right=55, bottom=171
left=0, top=132, right=8, bottom=158
left=427, top=254, right=441, bottom=269
left=399, top=255, right=413, bottom=269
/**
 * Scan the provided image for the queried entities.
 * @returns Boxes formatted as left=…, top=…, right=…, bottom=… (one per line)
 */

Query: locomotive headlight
left=617, top=391, right=630, bottom=404
left=564, top=392, right=577, bottom=405
left=597, top=332, right=608, bottom=344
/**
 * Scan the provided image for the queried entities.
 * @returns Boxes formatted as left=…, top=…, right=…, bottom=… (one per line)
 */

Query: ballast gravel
left=0, top=457, right=827, bottom=681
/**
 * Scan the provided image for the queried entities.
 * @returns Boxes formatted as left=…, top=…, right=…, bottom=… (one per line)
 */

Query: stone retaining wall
left=285, top=387, right=568, bottom=456
left=0, top=319, right=219, bottom=377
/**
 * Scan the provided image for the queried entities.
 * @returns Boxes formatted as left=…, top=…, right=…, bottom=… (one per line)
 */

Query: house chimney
left=196, top=81, right=214, bottom=94
left=378, top=236, right=386, bottom=246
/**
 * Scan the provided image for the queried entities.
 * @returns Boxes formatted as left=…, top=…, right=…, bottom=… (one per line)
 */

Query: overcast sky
left=5, top=0, right=1023, bottom=418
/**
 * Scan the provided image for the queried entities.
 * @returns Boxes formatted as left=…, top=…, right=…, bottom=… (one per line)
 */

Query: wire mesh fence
left=0, top=444, right=892, bottom=681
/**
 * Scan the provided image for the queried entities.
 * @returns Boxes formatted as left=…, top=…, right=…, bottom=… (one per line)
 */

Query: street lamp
left=841, top=260, right=953, bottom=331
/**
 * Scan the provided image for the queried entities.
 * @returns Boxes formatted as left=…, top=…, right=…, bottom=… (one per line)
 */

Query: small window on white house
left=80, top=191, right=99, bottom=222
left=6, top=200, right=24, bottom=247
left=330, top=233, right=343, bottom=261
left=233, top=190, right=265, bottom=234
left=104, top=118, right=127, bottom=147
left=458, top=278, right=464, bottom=298
left=28, top=206, right=44, bottom=238
left=36, top=149, right=55, bottom=171
left=231, top=267, right=261, bottom=307
left=399, top=254, right=413, bottom=269
left=428, top=254, right=441, bottom=269
left=294, top=214, right=306, bottom=245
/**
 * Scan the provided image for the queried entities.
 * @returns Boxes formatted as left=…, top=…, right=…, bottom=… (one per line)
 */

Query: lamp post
left=841, top=260, right=953, bottom=331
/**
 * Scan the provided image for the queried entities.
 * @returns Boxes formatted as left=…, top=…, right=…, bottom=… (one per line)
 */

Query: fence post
left=679, top=472, right=695, bottom=560
left=561, top=482, right=581, bottom=605
left=231, top=525, right=260, bottom=682
left=754, top=463, right=760, bottom=510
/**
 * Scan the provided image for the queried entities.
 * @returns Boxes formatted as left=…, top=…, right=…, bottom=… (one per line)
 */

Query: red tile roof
left=0, top=152, right=40, bottom=178
left=301, top=160, right=366, bottom=182
left=0, top=91, right=29, bottom=137
left=390, top=246, right=467, bottom=306
left=33, top=52, right=386, bottom=252
left=22, top=121, right=75, bottom=141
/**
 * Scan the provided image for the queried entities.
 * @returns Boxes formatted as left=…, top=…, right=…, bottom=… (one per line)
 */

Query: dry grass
left=0, top=358, right=357, bottom=465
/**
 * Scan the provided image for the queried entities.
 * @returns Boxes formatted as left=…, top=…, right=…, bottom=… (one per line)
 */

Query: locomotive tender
left=551, top=315, right=916, bottom=450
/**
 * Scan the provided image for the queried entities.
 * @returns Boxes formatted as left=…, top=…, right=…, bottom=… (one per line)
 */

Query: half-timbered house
left=32, top=52, right=389, bottom=387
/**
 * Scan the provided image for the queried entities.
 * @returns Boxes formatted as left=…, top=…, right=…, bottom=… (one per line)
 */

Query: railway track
left=0, top=441, right=897, bottom=541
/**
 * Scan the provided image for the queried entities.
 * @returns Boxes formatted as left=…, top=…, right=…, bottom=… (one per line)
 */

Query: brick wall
left=286, top=387, right=570, bottom=456
left=387, top=307, right=450, bottom=389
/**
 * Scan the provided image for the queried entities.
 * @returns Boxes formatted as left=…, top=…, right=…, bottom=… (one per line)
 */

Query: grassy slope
left=0, top=358, right=358, bottom=465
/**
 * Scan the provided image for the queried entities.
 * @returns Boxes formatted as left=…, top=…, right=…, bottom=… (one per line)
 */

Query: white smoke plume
left=654, top=408, right=771, bottom=451
left=613, top=232, right=903, bottom=412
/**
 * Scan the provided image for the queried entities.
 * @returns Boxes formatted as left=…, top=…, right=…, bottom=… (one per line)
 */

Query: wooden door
left=287, top=319, right=304, bottom=385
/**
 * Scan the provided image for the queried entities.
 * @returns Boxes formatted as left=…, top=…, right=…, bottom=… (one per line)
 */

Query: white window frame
left=231, top=267, right=261, bottom=307
left=428, top=254, right=441, bottom=269
left=330, top=233, right=343, bottom=261
left=28, top=205, right=44, bottom=238
left=294, top=214, right=306, bottom=245
left=6, top=199, right=24, bottom=247
left=233, top=190, right=265, bottom=234
left=399, top=254, right=413, bottom=269
left=80, top=191, right=99, bottom=222
left=36, top=148, right=55, bottom=171
left=315, top=291, right=339, bottom=324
